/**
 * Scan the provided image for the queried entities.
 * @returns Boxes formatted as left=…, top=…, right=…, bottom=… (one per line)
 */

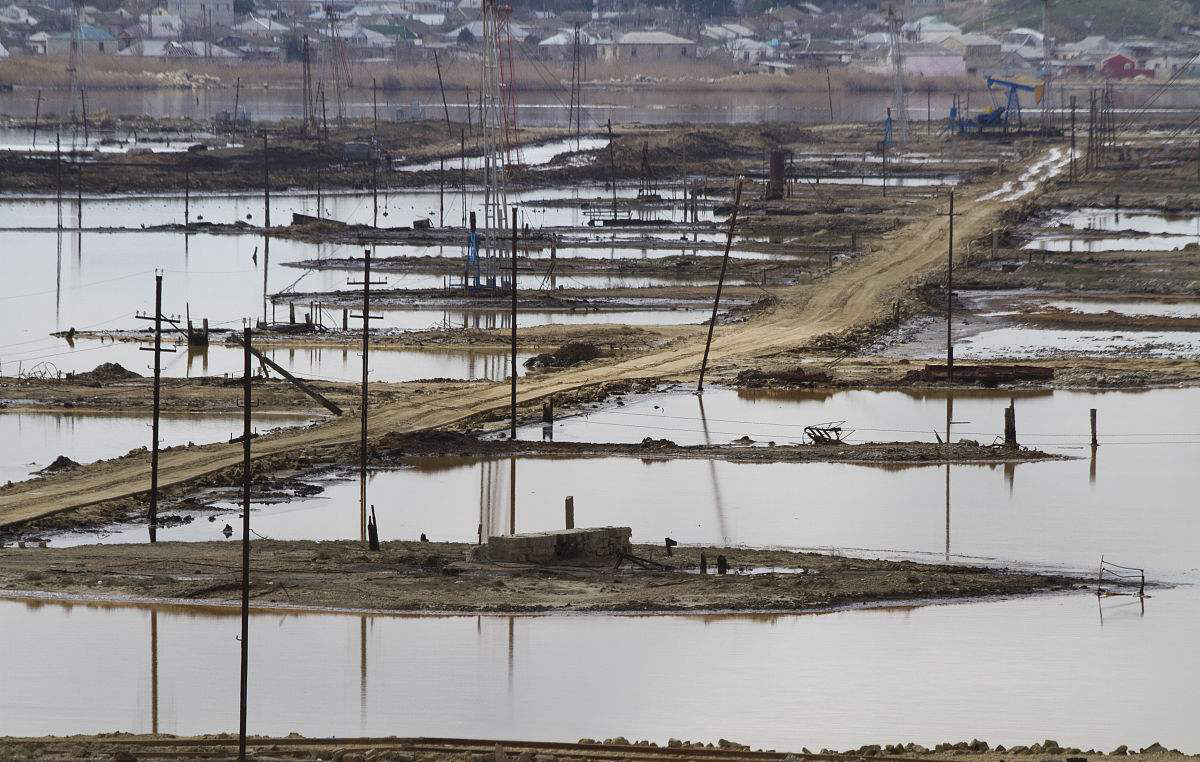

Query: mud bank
left=0, top=538, right=1084, bottom=614
left=0, top=736, right=1192, bottom=762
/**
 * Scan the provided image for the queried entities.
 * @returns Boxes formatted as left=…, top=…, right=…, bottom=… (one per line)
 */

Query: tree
left=457, top=27, right=476, bottom=45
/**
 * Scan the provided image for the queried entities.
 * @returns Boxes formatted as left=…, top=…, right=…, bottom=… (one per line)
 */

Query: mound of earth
left=524, top=342, right=603, bottom=369
left=72, top=363, right=141, bottom=381
left=38, top=455, right=81, bottom=473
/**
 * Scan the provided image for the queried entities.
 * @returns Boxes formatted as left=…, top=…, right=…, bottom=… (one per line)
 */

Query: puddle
left=397, top=137, right=609, bottom=171
left=0, top=127, right=230, bottom=154
left=978, top=148, right=1068, bottom=202
left=10, top=340, right=533, bottom=382
left=0, top=185, right=708, bottom=230
left=1041, top=299, right=1200, bottom=318
left=793, top=174, right=961, bottom=187
left=0, top=589, right=1196, bottom=749
left=1023, top=234, right=1200, bottom=253
left=1049, top=208, right=1200, bottom=236
left=0, top=410, right=317, bottom=484
left=512, top=386, right=1200, bottom=450
left=955, top=327, right=1200, bottom=360
left=49, top=440, right=1200, bottom=581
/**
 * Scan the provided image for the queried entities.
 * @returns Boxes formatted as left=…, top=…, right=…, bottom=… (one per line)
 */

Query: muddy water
left=793, top=174, right=960, bottom=187
left=513, top=386, right=1200, bottom=449
left=1023, top=234, right=1200, bottom=253
left=0, top=410, right=317, bottom=483
left=1050, top=208, right=1200, bottom=236
left=0, top=228, right=727, bottom=379
left=0, top=185, right=708, bottom=230
left=61, top=443, right=1200, bottom=580
left=398, top=136, right=609, bottom=171
left=1, top=590, right=1197, bottom=749
left=954, top=327, right=1200, bottom=360
left=0, top=88, right=964, bottom=126
left=0, top=127, right=232, bottom=153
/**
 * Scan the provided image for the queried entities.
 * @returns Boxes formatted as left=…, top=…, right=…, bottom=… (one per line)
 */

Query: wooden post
left=699, top=552, right=707, bottom=575
left=238, top=325, right=251, bottom=762
left=881, top=126, right=888, bottom=197
left=510, top=207, right=518, bottom=440
left=564, top=496, right=574, bottom=529
left=542, top=400, right=553, bottom=424
left=716, top=555, right=728, bottom=575
left=184, top=164, right=190, bottom=227
left=1090, top=408, right=1098, bottom=447
left=439, top=157, right=445, bottom=228
left=372, top=77, right=378, bottom=135
left=32, top=89, right=41, bottom=148
left=342, top=308, right=348, bottom=330
left=372, top=162, right=378, bottom=228
left=698, top=180, right=743, bottom=393
left=262, top=132, right=270, bottom=230
left=1070, top=95, right=1077, bottom=183
left=607, top=119, right=617, bottom=221
left=946, top=190, right=954, bottom=381
left=149, top=275, right=163, bottom=541
left=76, top=161, right=82, bottom=230
left=1004, top=400, right=1017, bottom=448
left=435, top=50, right=452, bottom=135
left=825, top=67, right=834, bottom=123
left=289, top=302, right=295, bottom=324
left=55, top=132, right=62, bottom=230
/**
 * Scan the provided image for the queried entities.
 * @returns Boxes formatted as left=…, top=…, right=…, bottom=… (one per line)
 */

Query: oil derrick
left=64, top=0, right=84, bottom=124
left=478, top=0, right=514, bottom=287
left=323, top=3, right=353, bottom=124
left=886, top=5, right=911, bottom=143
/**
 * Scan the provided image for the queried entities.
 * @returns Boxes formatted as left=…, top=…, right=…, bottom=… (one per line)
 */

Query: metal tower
left=65, top=0, right=84, bottom=124
left=324, top=3, right=353, bottom=124
left=479, top=0, right=512, bottom=285
left=887, top=5, right=911, bottom=143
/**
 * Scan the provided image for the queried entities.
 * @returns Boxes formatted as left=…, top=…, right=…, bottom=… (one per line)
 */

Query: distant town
left=0, top=0, right=1196, bottom=84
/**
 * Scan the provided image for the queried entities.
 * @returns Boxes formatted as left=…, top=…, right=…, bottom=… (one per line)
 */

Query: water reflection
left=1, top=591, right=1194, bottom=749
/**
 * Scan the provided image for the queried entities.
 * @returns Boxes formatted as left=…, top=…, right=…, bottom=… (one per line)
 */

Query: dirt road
left=0, top=153, right=1038, bottom=529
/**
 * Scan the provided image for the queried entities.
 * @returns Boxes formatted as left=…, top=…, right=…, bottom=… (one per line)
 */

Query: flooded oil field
left=3, top=80, right=1200, bottom=760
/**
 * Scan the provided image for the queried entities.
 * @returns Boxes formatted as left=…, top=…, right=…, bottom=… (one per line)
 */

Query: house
left=233, top=15, right=288, bottom=41
left=166, top=0, right=236, bottom=29
left=788, top=38, right=854, bottom=67
left=119, top=13, right=183, bottom=48
left=597, top=30, right=695, bottom=62
left=1058, top=35, right=1115, bottom=60
left=0, top=4, right=38, bottom=27
left=536, top=28, right=596, bottom=60
left=863, top=42, right=965, bottom=78
left=45, top=23, right=114, bottom=55
left=725, top=36, right=773, bottom=63
left=939, top=32, right=1000, bottom=75
left=900, top=16, right=960, bottom=43
left=118, top=38, right=237, bottom=56
left=446, top=19, right=530, bottom=43
left=1100, top=52, right=1154, bottom=79
left=1001, top=27, right=1043, bottom=56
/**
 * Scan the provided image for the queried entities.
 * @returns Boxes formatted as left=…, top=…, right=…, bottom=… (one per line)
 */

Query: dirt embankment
left=0, top=736, right=1192, bottom=762
left=0, top=539, right=1086, bottom=614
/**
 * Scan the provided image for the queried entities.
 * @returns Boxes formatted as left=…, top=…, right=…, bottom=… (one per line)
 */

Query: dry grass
left=0, top=54, right=979, bottom=95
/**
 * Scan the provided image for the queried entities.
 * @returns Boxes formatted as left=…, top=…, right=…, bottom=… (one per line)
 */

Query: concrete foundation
left=470, top=527, right=631, bottom=566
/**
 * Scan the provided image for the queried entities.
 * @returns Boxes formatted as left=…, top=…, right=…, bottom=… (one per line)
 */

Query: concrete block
left=470, top=527, right=631, bottom=566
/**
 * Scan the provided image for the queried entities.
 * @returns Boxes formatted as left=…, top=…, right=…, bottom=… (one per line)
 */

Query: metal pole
left=238, top=325, right=251, bottom=762
left=1070, top=95, right=1077, bottom=183
left=372, top=77, right=378, bottom=135
left=55, top=132, right=62, bottom=230
left=184, top=164, right=190, bottom=227
left=697, top=180, right=743, bottom=393
left=439, top=157, right=445, bottom=227
left=435, top=50, right=452, bottom=135
left=826, top=68, right=834, bottom=123
left=372, top=162, right=378, bottom=227
left=510, top=207, right=518, bottom=440
left=947, top=190, right=954, bottom=381
left=32, top=89, right=41, bottom=148
left=76, top=161, right=82, bottom=230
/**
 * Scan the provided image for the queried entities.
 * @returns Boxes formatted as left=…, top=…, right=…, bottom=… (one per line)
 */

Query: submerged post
left=510, top=207, right=518, bottom=440
left=1090, top=408, right=1098, bottom=447
left=238, top=325, right=252, bottom=762
left=1004, top=399, right=1017, bottom=448
left=565, top=496, right=574, bottom=529
left=697, top=180, right=744, bottom=393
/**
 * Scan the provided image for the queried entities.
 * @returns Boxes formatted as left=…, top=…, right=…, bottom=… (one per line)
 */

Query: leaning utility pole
left=237, top=325, right=252, bottom=762
left=348, top=249, right=385, bottom=542
left=136, top=272, right=175, bottom=542
left=697, top=180, right=744, bottom=393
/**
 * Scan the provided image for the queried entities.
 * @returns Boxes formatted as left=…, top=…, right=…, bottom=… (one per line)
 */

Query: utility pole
left=237, top=325, right=252, bottom=762
left=826, top=68, right=834, bottom=124
left=372, top=161, right=378, bottom=227
left=946, top=190, right=955, bottom=382
left=510, top=207, right=518, bottom=440
left=32, top=90, right=41, bottom=148
left=76, top=160, right=82, bottom=230
left=697, top=180, right=743, bottom=393
left=1069, top=95, right=1077, bottom=183
left=55, top=132, right=62, bottom=230
left=136, top=273, right=175, bottom=542
left=261, top=132, right=270, bottom=229
left=348, top=249, right=385, bottom=542
left=607, top=119, right=617, bottom=221
left=439, top=157, right=445, bottom=227
left=184, top=164, right=190, bottom=227
left=372, top=77, right=378, bottom=135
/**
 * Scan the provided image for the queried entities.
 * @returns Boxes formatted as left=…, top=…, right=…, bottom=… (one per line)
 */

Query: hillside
left=943, top=0, right=1191, bottom=41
